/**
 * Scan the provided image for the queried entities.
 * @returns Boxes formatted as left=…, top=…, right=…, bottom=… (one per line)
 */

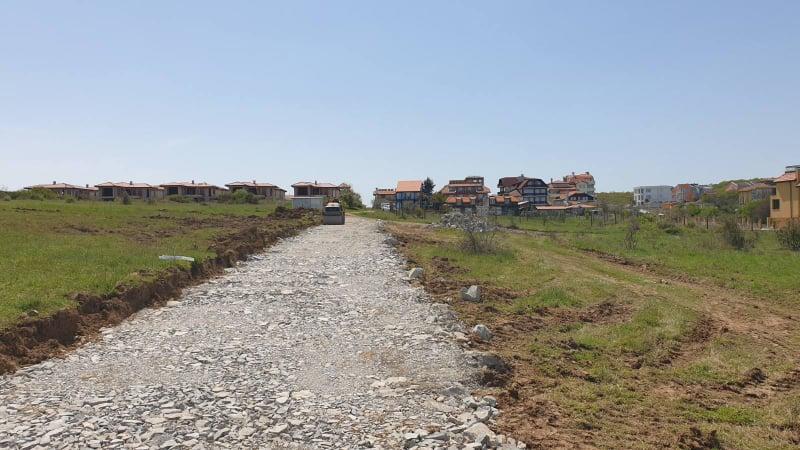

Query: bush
left=121, top=192, right=132, bottom=205
left=65, top=197, right=75, bottom=203
left=167, top=195, right=193, bottom=203
left=218, top=189, right=259, bottom=204
left=777, top=221, right=800, bottom=251
left=624, top=217, right=640, bottom=250
left=339, top=187, right=364, bottom=209
left=718, top=216, right=747, bottom=250
left=442, top=212, right=500, bottom=254
left=2, top=194, right=11, bottom=201
left=657, top=221, right=681, bottom=235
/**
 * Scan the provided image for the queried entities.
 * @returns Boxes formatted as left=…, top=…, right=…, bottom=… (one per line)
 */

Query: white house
left=633, top=185, right=673, bottom=207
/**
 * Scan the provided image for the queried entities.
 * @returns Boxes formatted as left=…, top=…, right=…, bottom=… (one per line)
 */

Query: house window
left=772, top=199, right=780, bottom=210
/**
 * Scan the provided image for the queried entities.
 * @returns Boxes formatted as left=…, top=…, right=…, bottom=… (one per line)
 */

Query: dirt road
left=0, top=217, right=518, bottom=449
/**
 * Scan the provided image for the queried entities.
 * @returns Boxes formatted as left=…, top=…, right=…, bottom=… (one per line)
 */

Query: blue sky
left=1, top=1, right=798, bottom=196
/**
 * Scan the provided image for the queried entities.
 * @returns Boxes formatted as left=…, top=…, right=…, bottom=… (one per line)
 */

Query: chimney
left=191, top=179, right=195, bottom=184
left=52, top=181, right=56, bottom=185
left=252, top=179, right=256, bottom=184
left=129, top=181, right=133, bottom=185
left=572, top=172, right=575, bottom=176
left=85, top=184, right=89, bottom=188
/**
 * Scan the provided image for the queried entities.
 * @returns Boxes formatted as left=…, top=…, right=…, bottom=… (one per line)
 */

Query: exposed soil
left=0, top=208, right=320, bottom=375
left=385, top=221, right=800, bottom=449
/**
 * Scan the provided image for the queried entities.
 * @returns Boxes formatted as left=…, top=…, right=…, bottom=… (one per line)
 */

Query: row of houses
left=24, top=180, right=350, bottom=202
left=634, top=165, right=800, bottom=228
left=373, top=172, right=597, bottom=215
left=633, top=184, right=715, bottom=208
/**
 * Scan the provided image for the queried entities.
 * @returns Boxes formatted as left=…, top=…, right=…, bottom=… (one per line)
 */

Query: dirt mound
left=677, top=427, right=722, bottom=449
left=0, top=212, right=319, bottom=375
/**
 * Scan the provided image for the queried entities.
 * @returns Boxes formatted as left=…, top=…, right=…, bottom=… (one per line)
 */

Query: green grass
left=352, top=208, right=443, bottom=224
left=0, top=199, right=284, bottom=328
left=493, top=215, right=800, bottom=303
left=393, top=222, right=800, bottom=448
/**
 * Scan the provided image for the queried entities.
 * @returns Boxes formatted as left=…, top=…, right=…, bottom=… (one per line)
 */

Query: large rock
left=467, top=351, right=508, bottom=372
left=472, top=324, right=492, bottom=342
left=464, top=422, right=495, bottom=446
left=408, top=267, right=424, bottom=279
left=461, top=285, right=481, bottom=302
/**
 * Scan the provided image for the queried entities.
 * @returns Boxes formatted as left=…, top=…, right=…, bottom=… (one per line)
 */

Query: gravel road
left=0, top=217, right=522, bottom=449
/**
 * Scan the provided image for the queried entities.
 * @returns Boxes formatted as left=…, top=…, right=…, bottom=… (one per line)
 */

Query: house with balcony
left=95, top=181, right=164, bottom=201
left=548, top=179, right=577, bottom=205
left=24, top=181, right=98, bottom=200
left=497, top=175, right=548, bottom=206
left=563, top=172, right=596, bottom=195
left=291, top=181, right=346, bottom=201
left=738, top=182, right=776, bottom=205
left=439, top=176, right=491, bottom=211
left=162, top=181, right=227, bottom=201
left=372, top=188, right=396, bottom=210
left=395, top=180, right=424, bottom=210
left=225, top=180, right=286, bottom=200
left=769, top=165, right=800, bottom=228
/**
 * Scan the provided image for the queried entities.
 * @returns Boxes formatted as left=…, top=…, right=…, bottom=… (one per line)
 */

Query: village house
left=547, top=179, right=577, bottom=205
left=23, top=181, right=98, bottom=200
left=395, top=180, right=424, bottom=210
left=95, top=181, right=164, bottom=201
left=563, top=172, right=596, bottom=195
left=439, top=176, right=491, bottom=212
left=672, top=183, right=711, bottom=203
left=291, top=181, right=346, bottom=200
left=768, top=165, right=800, bottom=228
left=225, top=181, right=286, bottom=200
left=738, top=181, right=776, bottom=205
left=497, top=175, right=548, bottom=206
left=489, top=192, right=528, bottom=216
left=633, top=185, right=673, bottom=207
left=725, top=181, right=754, bottom=193
left=372, top=188, right=396, bottom=210
left=161, top=181, right=227, bottom=201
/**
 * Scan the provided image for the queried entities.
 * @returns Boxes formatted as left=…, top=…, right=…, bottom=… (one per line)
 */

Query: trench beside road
left=0, top=217, right=516, bottom=449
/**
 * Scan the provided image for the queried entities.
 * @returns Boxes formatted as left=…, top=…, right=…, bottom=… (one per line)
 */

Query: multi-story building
left=633, top=185, right=673, bottom=207
left=497, top=175, right=548, bottom=206
left=738, top=182, right=776, bottom=205
left=439, top=176, right=491, bottom=210
left=395, top=180, right=424, bottom=210
left=769, top=165, right=800, bottom=228
left=563, top=172, right=596, bottom=195
left=372, top=188, right=396, bottom=210
left=225, top=180, right=286, bottom=200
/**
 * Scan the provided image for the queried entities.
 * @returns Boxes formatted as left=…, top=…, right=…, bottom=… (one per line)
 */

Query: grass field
left=491, top=214, right=800, bottom=303
left=388, top=222, right=800, bottom=449
left=0, top=199, right=285, bottom=329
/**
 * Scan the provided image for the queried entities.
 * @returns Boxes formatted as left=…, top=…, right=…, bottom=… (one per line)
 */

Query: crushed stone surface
left=0, top=217, right=522, bottom=449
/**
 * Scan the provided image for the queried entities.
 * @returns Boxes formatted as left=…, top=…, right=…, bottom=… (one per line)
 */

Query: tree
left=422, top=177, right=435, bottom=195
left=338, top=187, right=364, bottom=209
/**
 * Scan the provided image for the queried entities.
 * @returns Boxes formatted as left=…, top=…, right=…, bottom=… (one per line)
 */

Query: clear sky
left=1, top=1, right=798, bottom=197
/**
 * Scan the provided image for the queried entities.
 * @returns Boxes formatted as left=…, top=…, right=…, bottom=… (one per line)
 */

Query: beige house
left=738, top=182, right=776, bottom=205
left=769, top=166, right=800, bottom=228
left=563, top=172, right=596, bottom=195
left=24, top=181, right=98, bottom=200
left=291, top=181, right=346, bottom=200
left=225, top=181, right=286, bottom=200
left=161, top=181, right=227, bottom=201
left=95, top=181, right=165, bottom=201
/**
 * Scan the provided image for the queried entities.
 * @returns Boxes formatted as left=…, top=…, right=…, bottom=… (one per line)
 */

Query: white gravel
left=0, top=217, right=523, bottom=449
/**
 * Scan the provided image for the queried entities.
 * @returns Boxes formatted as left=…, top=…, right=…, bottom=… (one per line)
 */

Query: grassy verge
left=388, top=222, right=800, bottom=449
left=0, top=199, right=288, bottom=328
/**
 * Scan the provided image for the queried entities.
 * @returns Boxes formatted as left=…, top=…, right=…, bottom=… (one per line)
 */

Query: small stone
left=461, top=285, right=481, bottom=302
left=408, top=268, right=424, bottom=279
left=165, top=301, right=181, bottom=307
left=472, top=324, right=492, bottom=342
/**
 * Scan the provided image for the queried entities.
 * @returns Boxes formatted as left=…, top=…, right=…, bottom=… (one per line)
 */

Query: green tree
left=338, top=187, right=364, bottom=209
left=422, top=177, right=435, bottom=195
